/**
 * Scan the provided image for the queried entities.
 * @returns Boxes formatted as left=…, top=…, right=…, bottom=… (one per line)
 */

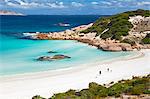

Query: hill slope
left=81, top=9, right=150, bottom=44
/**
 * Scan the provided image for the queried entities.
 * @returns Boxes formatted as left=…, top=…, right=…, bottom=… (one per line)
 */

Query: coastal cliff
left=0, top=10, right=23, bottom=15
left=24, top=9, right=150, bottom=51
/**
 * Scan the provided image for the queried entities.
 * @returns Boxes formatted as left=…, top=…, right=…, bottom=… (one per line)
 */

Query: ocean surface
left=0, top=15, right=133, bottom=76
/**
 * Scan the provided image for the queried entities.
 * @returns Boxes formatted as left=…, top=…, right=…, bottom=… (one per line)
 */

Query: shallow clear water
left=0, top=15, right=133, bottom=76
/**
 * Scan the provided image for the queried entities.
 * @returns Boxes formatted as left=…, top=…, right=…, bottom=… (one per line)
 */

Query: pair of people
left=99, top=68, right=110, bottom=75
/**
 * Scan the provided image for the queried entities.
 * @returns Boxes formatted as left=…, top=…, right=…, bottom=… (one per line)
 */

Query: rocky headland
left=23, top=9, right=150, bottom=52
left=0, top=10, right=23, bottom=15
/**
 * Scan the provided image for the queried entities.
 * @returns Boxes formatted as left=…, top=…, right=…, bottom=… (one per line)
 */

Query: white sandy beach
left=0, top=49, right=150, bottom=99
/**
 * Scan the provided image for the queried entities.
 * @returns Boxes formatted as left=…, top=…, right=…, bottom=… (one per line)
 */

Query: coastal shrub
left=32, top=95, right=46, bottom=99
left=46, top=75, right=150, bottom=99
left=81, top=9, right=150, bottom=41
left=79, top=89, right=94, bottom=99
left=108, top=83, right=130, bottom=97
left=82, top=17, right=110, bottom=36
left=144, top=90, right=150, bottom=94
left=142, top=34, right=150, bottom=44
left=100, top=32, right=113, bottom=39
left=142, top=38, right=150, bottom=44
left=51, top=89, right=79, bottom=99
left=126, top=9, right=150, bottom=17
left=130, top=85, right=145, bottom=95
left=88, top=82, right=108, bottom=97
left=121, top=38, right=136, bottom=45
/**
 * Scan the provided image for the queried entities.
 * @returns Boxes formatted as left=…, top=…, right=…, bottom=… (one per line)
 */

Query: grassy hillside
left=32, top=75, right=150, bottom=99
left=82, top=9, right=150, bottom=41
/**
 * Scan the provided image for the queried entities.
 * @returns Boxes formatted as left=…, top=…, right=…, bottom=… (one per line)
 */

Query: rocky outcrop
left=129, top=16, right=150, bottom=34
left=30, top=31, right=135, bottom=52
left=142, top=44, right=150, bottom=49
left=24, top=21, right=150, bottom=52
left=36, top=33, right=49, bottom=40
left=37, top=56, right=52, bottom=61
left=71, top=23, right=93, bottom=32
left=100, top=43, right=133, bottom=51
left=37, top=55, right=71, bottom=61
left=119, top=43, right=133, bottom=51
left=100, top=45, right=122, bottom=51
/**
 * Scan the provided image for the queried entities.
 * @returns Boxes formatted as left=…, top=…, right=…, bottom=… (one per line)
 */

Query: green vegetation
left=142, top=33, right=150, bottom=44
left=121, top=38, right=136, bottom=46
left=32, top=95, right=46, bottom=99
left=32, top=74, right=150, bottom=99
left=81, top=9, right=150, bottom=40
left=126, top=9, right=150, bottom=17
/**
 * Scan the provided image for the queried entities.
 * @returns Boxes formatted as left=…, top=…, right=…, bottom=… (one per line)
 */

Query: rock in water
left=37, top=55, right=71, bottom=61
left=48, top=51, right=57, bottom=53
left=37, top=56, right=52, bottom=61
left=51, top=55, right=71, bottom=59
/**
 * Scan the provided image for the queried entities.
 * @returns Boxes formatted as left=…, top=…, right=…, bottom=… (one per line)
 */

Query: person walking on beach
left=107, top=68, right=109, bottom=72
left=99, top=71, right=101, bottom=75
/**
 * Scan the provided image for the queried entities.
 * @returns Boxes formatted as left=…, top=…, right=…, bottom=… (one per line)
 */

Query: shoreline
left=24, top=22, right=150, bottom=52
left=0, top=49, right=149, bottom=99
left=0, top=49, right=142, bottom=80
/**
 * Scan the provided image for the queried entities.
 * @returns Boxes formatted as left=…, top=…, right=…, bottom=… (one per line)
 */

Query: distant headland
left=0, top=10, right=23, bottom=15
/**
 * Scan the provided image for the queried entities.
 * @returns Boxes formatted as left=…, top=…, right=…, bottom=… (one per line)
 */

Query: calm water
left=0, top=15, right=133, bottom=76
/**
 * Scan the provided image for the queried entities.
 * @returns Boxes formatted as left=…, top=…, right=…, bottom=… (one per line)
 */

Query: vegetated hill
left=32, top=74, right=150, bottom=99
left=0, top=10, right=23, bottom=15
left=81, top=9, right=150, bottom=43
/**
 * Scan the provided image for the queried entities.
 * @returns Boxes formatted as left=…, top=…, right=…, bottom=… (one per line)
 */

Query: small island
left=0, top=10, right=23, bottom=15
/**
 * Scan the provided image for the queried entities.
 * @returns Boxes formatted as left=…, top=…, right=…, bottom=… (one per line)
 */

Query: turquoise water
left=0, top=15, right=133, bottom=76
left=0, top=35, right=133, bottom=75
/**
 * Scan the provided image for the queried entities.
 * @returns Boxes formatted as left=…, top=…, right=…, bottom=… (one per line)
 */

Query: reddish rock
left=101, top=45, right=122, bottom=51
left=119, top=43, right=133, bottom=51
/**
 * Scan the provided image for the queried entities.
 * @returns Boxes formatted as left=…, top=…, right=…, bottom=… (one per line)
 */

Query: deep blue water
left=0, top=15, right=133, bottom=76
left=1, top=15, right=101, bottom=37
